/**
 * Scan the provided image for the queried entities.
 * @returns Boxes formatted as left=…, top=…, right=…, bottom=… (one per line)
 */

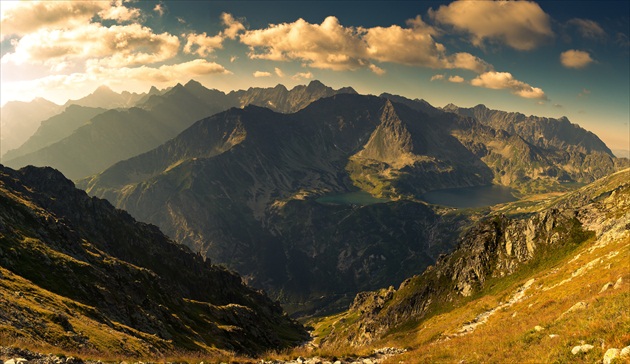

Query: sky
left=1, top=1, right=628, bottom=151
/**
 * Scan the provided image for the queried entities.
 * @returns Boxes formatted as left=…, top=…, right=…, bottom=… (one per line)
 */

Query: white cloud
left=0, top=1, right=140, bottom=39
left=183, top=32, right=223, bottom=57
left=238, top=14, right=489, bottom=73
left=430, top=0, right=553, bottom=50
left=240, top=16, right=366, bottom=70
left=230, top=56, right=238, bottom=63
left=3, top=23, right=180, bottom=68
left=430, top=74, right=445, bottom=81
left=567, top=18, right=605, bottom=39
left=221, top=12, right=245, bottom=39
left=253, top=71, right=272, bottom=78
left=470, top=71, right=547, bottom=99
left=560, top=49, right=594, bottom=69
left=153, top=3, right=166, bottom=17
left=99, top=2, right=141, bottom=22
left=369, top=64, right=386, bottom=75
left=274, top=67, right=285, bottom=77
left=448, top=75, right=464, bottom=83
left=292, top=71, right=313, bottom=80
left=578, top=88, right=591, bottom=97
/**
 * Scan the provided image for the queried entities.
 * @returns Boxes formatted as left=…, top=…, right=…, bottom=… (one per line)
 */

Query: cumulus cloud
left=238, top=14, right=489, bottom=73
left=430, top=0, right=553, bottom=50
left=292, top=71, right=313, bottom=80
left=183, top=32, right=223, bottom=57
left=253, top=71, right=271, bottom=77
left=3, top=23, right=180, bottom=68
left=99, top=2, right=141, bottom=22
left=430, top=74, right=445, bottom=81
left=448, top=75, right=464, bottom=83
left=221, top=13, right=245, bottom=39
left=274, top=67, right=285, bottom=77
left=567, top=18, right=605, bottom=39
left=560, top=49, right=594, bottom=69
left=230, top=56, right=238, bottom=63
left=0, top=1, right=140, bottom=39
left=470, top=71, right=547, bottom=99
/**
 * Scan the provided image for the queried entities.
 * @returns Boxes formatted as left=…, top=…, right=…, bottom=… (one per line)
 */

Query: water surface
left=420, top=185, right=517, bottom=208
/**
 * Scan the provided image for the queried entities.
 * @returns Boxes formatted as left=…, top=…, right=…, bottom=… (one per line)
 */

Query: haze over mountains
left=2, top=80, right=355, bottom=180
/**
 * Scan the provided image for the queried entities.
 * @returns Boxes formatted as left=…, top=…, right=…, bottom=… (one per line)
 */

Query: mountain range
left=0, top=164, right=306, bottom=356
left=1, top=79, right=628, bottom=362
left=3, top=80, right=355, bottom=180
left=78, top=88, right=627, bottom=315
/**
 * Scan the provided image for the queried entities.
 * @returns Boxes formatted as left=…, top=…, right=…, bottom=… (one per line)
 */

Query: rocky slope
left=444, top=103, right=627, bottom=189
left=317, top=168, right=629, bottom=353
left=79, top=92, right=625, bottom=315
left=4, top=81, right=354, bottom=180
left=0, top=164, right=307, bottom=356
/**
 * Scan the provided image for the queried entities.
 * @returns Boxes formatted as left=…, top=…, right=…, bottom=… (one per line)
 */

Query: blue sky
left=1, top=1, right=628, bottom=151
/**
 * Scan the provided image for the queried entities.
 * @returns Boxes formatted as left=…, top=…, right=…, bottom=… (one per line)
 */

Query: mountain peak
left=184, top=79, right=203, bottom=88
left=94, top=85, right=115, bottom=94
left=306, top=79, right=326, bottom=90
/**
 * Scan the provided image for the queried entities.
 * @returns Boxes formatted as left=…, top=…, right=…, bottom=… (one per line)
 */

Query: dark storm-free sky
left=1, top=1, right=628, bottom=150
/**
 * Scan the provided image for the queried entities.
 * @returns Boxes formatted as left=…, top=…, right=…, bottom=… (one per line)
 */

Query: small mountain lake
left=420, top=185, right=517, bottom=208
left=316, top=191, right=390, bottom=206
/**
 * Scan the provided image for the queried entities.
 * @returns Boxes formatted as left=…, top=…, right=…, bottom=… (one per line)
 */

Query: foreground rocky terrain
left=312, top=168, right=629, bottom=363
left=0, top=165, right=307, bottom=356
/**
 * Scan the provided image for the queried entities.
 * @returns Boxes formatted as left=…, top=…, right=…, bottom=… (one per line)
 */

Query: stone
left=603, top=348, right=620, bottom=364
left=621, top=346, right=630, bottom=357
left=613, top=277, right=623, bottom=290
left=549, top=334, right=559, bottom=338
left=600, top=282, right=614, bottom=293
left=563, top=301, right=588, bottom=317
left=571, top=344, right=594, bottom=355
left=534, top=325, right=545, bottom=332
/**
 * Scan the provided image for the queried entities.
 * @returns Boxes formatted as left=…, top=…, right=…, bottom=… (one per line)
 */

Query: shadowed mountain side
left=0, top=165, right=307, bottom=355
left=80, top=93, right=623, bottom=314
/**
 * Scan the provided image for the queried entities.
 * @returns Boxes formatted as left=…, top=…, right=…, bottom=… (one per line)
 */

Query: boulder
left=603, top=348, right=620, bottom=364
left=613, top=277, right=623, bottom=290
left=600, top=282, right=614, bottom=293
left=571, top=344, right=594, bottom=355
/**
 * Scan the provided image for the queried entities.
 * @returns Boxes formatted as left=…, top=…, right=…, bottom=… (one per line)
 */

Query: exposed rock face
left=444, top=103, right=628, bottom=186
left=0, top=165, right=307, bottom=355
left=80, top=94, right=625, bottom=315
left=320, top=169, right=629, bottom=347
